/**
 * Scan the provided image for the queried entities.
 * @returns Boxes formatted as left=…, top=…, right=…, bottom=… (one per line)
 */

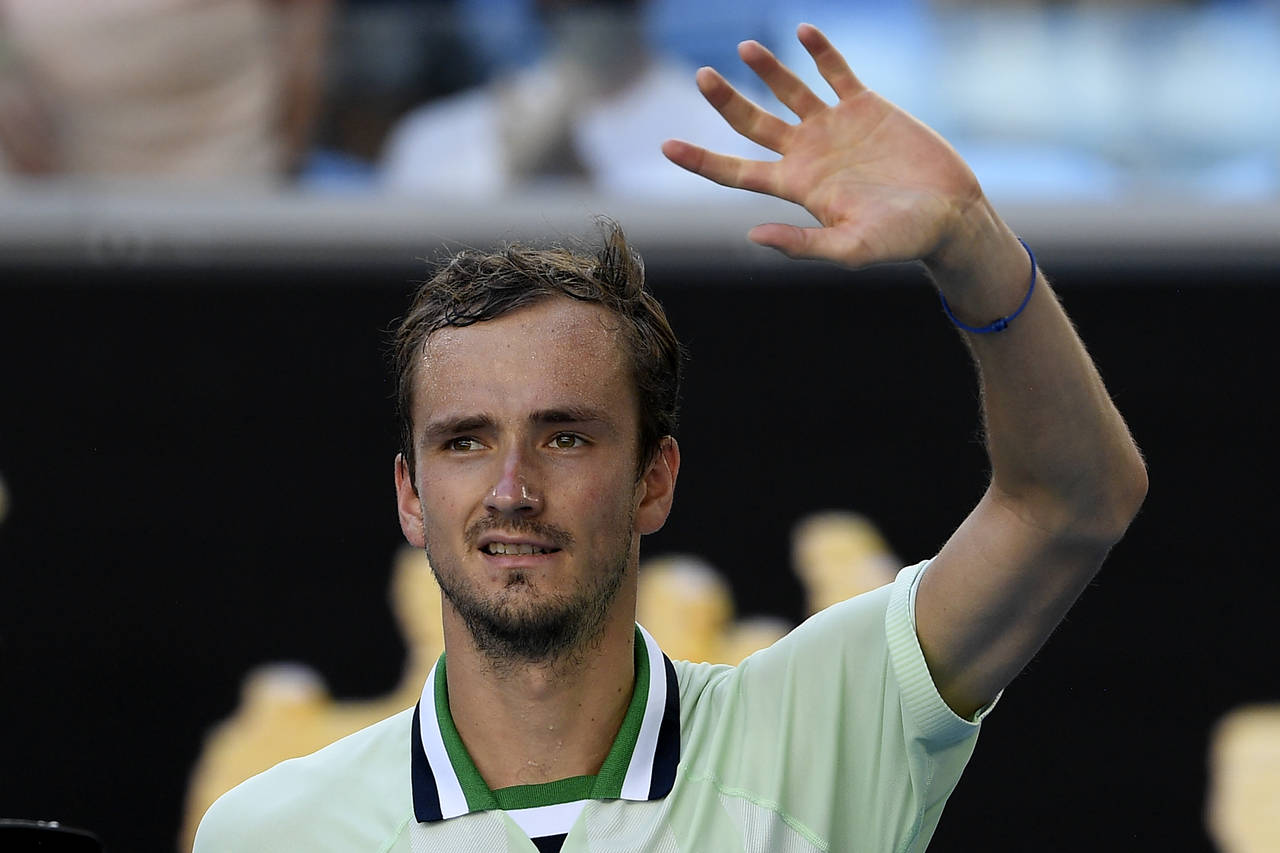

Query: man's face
left=394, top=296, right=677, bottom=665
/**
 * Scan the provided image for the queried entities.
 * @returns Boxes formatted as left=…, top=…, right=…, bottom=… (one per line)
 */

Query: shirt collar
left=411, top=624, right=681, bottom=823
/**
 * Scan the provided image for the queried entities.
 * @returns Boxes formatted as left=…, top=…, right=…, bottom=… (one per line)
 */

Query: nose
left=484, top=452, right=543, bottom=517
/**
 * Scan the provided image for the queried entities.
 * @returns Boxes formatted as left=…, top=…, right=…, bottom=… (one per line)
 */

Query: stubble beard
left=425, top=513, right=633, bottom=669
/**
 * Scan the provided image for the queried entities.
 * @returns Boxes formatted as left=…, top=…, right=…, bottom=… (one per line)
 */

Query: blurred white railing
left=0, top=188, right=1276, bottom=273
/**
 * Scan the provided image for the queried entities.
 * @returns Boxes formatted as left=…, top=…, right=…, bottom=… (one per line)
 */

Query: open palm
left=662, top=24, right=985, bottom=270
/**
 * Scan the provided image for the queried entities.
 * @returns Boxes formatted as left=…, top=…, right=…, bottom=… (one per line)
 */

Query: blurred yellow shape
left=717, top=616, right=791, bottom=666
left=792, top=511, right=898, bottom=616
left=181, top=546, right=443, bottom=851
left=1207, top=705, right=1280, bottom=853
left=637, top=555, right=733, bottom=664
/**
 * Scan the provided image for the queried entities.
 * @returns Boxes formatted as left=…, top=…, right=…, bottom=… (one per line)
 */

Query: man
left=381, top=0, right=762, bottom=197
left=0, top=0, right=330, bottom=179
left=194, top=24, right=1146, bottom=852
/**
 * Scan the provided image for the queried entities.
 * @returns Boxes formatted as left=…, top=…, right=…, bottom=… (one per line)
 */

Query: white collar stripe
left=503, top=800, right=588, bottom=837
left=620, top=624, right=667, bottom=801
left=418, top=664, right=470, bottom=819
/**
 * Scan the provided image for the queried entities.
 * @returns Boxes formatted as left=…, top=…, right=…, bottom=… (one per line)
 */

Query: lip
left=476, top=533, right=562, bottom=553
left=479, top=550, right=562, bottom=570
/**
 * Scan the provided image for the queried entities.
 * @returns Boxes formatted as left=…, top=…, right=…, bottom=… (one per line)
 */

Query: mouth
left=481, top=541, right=561, bottom=556
left=469, top=522, right=573, bottom=567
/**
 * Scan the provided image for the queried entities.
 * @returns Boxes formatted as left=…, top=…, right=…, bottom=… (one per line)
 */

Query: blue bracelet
left=939, top=238, right=1037, bottom=334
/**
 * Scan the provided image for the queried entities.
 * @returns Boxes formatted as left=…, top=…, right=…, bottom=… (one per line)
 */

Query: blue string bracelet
left=939, top=238, right=1037, bottom=334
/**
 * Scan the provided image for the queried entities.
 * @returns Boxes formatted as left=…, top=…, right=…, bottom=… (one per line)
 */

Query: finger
left=694, top=66, right=791, bottom=154
left=797, top=25, right=867, bottom=102
left=661, top=139, right=784, bottom=198
left=796, top=23, right=867, bottom=101
left=737, top=39, right=827, bottom=120
left=747, top=223, right=872, bottom=268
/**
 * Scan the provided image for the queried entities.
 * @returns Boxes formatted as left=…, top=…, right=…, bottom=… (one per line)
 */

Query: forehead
left=413, top=297, right=635, bottom=423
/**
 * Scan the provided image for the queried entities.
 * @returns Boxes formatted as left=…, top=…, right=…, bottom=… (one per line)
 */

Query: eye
left=549, top=432, right=587, bottom=449
left=446, top=437, right=485, bottom=452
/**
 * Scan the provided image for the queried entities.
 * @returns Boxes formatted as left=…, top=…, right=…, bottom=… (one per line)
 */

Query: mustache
left=464, top=516, right=576, bottom=552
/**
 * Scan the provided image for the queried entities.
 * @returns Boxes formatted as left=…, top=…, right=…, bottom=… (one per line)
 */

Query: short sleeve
left=672, top=560, right=990, bottom=852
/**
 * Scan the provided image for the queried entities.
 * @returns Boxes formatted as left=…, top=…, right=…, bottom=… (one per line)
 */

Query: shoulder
left=677, top=562, right=983, bottom=744
left=193, top=707, right=416, bottom=853
left=672, top=577, right=898, bottom=738
left=669, top=564, right=984, bottom=849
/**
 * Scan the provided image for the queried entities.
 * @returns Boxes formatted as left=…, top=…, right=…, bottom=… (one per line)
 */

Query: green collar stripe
left=588, top=626, right=649, bottom=799
left=493, top=775, right=595, bottom=811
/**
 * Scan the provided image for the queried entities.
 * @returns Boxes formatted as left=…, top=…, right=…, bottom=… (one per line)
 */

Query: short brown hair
left=392, top=221, right=683, bottom=483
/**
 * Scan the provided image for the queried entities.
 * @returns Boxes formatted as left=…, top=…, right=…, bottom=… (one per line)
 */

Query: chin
left=461, top=579, right=620, bottom=664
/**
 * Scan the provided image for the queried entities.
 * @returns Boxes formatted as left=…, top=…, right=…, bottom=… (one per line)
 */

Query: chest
left=406, top=778, right=824, bottom=853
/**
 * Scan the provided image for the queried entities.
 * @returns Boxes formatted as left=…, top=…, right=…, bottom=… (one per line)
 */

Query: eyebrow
left=421, top=413, right=497, bottom=444
left=528, top=406, right=612, bottom=428
left=420, top=406, right=614, bottom=444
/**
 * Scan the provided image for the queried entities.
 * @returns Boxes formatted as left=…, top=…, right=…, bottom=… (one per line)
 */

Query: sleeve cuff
left=885, top=560, right=1000, bottom=748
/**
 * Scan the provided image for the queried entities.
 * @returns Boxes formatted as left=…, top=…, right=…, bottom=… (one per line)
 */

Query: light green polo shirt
left=194, top=560, right=992, bottom=852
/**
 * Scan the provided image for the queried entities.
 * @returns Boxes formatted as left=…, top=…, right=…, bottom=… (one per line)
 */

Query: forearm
left=926, top=198, right=1147, bottom=541
left=666, top=22, right=1150, bottom=713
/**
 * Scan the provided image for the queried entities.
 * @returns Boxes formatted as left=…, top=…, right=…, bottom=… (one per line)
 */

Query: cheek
left=575, top=472, right=639, bottom=538
left=417, top=472, right=475, bottom=527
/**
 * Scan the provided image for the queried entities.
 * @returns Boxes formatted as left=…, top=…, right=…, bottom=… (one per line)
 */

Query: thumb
left=747, top=223, right=871, bottom=268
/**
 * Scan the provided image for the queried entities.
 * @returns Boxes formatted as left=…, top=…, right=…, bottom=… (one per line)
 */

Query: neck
left=442, top=603, right=637, bottom=790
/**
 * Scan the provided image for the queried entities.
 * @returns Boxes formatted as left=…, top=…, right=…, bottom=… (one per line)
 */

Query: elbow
left=1111, top=451, right=1149, bottom=537
left=1123, top=451, right=1149, bottom=514
left=996, top=447, right=1149, bottom=548
left=1078, top=449, right=1149, bottom=547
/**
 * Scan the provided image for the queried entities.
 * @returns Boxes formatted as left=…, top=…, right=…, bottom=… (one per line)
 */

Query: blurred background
left=1, top=0, right=1278, bottom=851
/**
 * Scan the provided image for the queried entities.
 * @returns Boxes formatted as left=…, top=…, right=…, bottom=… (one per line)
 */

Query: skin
left=394, top=21, right=1146, bottom=793
left=394, top=297, right=679, bottom=788
left=663, top=24, right=1147, bottom=717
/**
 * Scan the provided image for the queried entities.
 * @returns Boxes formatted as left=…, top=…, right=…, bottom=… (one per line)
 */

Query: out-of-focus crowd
left=0, top=0, right=1275, bottom=200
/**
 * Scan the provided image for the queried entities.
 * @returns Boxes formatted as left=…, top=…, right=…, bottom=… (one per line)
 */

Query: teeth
left=486, top=542, right=549, bottom=555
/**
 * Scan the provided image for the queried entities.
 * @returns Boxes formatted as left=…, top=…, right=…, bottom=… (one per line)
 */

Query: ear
left=395, top=453, right=426, bottom=548
left=635, top=436, right=680, bottom=536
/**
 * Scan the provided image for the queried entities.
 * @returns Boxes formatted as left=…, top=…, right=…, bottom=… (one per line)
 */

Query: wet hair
left=392, top=220, right=683, bottom=485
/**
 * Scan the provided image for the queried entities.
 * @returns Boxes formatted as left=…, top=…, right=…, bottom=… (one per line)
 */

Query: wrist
left=924, top=198, right=1031, bottom=325
left=924, top=195, right=1013, bottom=279
left=938, top=239, right=1036, bottom=334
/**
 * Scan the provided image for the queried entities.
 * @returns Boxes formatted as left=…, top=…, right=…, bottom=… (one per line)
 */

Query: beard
left=424, top=513, right=632, bottom=667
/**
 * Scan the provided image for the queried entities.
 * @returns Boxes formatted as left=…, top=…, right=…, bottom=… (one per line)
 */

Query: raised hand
left=662, top=24, right=989, bottom=271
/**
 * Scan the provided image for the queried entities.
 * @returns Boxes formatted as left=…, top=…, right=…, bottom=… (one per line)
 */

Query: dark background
left=1, top=248, right=1276, bottom=851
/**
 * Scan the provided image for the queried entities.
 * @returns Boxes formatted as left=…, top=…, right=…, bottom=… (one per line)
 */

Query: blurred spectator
left=303, top=0, right=482, bottom=188
left=456, top=0, right=771, bottom=85
left=380, top=0, right=765, bottom=198
left=0, top=0, right=332, bottom=182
